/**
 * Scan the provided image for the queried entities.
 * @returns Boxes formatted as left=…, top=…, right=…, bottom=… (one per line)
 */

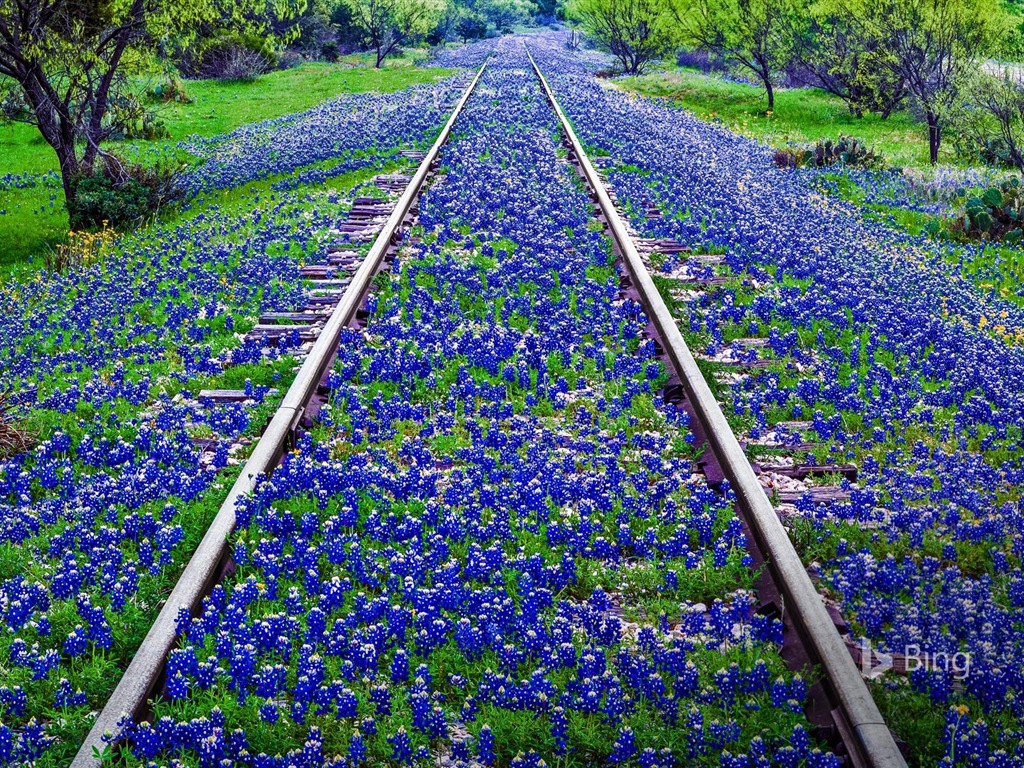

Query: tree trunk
left=20, top=73, right=83, bottom=221
left=926, top=112, right=940, bottom=164
left=765, top=78, right=775, bottom=113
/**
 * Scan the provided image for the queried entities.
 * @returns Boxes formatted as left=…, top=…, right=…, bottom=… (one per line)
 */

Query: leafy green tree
left=791, top=4, right=905, bottom=118
left=343, top=0, right=444, bottom=66
left=455, top=10, right=488, bottom=41
left=568, top=0, right=677, bottom=75
left=671, top=0, right=804, bottom=112
left=426, top=0, right=462, bottom=44
left=951, top=67, right=1024, bottom=171
left=863, top=0, right=1006, bottom=163
left=479, top=0, right=537, bottom=32
left=0, top=0, right=301, bottom=221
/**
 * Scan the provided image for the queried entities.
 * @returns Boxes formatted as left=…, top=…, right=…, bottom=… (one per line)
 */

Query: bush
left=67, top=154, right=184, bottom=233
left=773, top=146, right=814, bottom=168
left=321, top=41, right=340, bottom=61
left=277, top=50, right=305, bottom=70
left=175, top=32, right=277, bottom=80
left=0, top=389, right=33, bottom=459
left=0, top=86, right=30, bottom=124
left=951, top=70, right=1024, bottom=172
left=676, top=48, right=728, bottom=74
left=104, top=93, right=170, bottom=141
left=203, top=45, right=273, bottom=80
left=977, top=136, right=1020, bottom=169
left=148, top=77, right=191, bottom=104
left=773, top=136, right=883, bottom=169
left=951, top=178, right=1024, bottom=243
left=456, top=14, right=487, bottom=43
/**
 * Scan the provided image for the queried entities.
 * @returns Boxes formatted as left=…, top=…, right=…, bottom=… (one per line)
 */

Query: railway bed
left=69, top=47, right=908, bottom=768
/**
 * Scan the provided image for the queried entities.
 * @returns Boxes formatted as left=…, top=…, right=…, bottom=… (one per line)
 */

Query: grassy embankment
left=617, top=65, right=935, bottom=168
left=618, top=65, right=1024, bottom=309
left=0, top=57, right=453, bottom=270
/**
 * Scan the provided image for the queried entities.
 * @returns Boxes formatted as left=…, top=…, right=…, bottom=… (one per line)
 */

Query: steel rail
left=70, top=60, right=488, bottom=768
left=525, top=48, right=907, bottom=768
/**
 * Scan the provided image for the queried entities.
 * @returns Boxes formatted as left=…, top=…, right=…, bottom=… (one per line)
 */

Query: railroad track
left=526, top=48, right=906, bottom=768
left=71, top=50, right=905, bottom=768
left=70, top=61, right=489, bottom=768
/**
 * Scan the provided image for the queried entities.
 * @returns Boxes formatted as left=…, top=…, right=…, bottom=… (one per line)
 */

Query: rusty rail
left=525, top=46, right=906, bottom=768
left=70, top=60, right=488, bottom=768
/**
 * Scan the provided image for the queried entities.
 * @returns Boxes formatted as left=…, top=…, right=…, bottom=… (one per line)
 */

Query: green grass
left=616, top=66, right=937, bottom=169
left=0, top=57, right=454, bottom=270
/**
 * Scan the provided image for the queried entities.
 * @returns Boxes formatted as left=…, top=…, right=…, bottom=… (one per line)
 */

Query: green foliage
left=183, top=31, right=280, bottom=79
left=669, top=0, right=803, bottom=112
left=105, top=94, right=172, bottom=141
left=955, top=177, right=1024, bottom=242
left=773, top=135, right=884, bottom=168
left=343, top=0, right=445, bottom=66
left=147, top=77, right=192, bottom=104
left=792, top=4, right=907, bottom=118
left=67, top=156, right=185, bottom=232
left=950, top=68, right=1024, bottom=171
left=858, top=0, right=1009, bottom=163
left=567, top=0, right=678, bottom=75
left=478, top=0, right=538, bottom=32
left=456, top=12, right=489, bottom=41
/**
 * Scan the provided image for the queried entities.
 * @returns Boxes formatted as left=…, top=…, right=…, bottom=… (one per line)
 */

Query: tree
left=455, top=11, right=488, bottom=42
left=864, top=0, right=1005, bottom=163
left=567, top=0, right=677, bottom=75
left=951, top=67, right=1024, bottom=171
left=0, top=0, right=300, bottom=226
left=790, top=4, right=906, bottom=118
left=344, top=0, right=443, bottom=67
left=672, top=0, right=803, bottom=112
left=426, top=0, right=461, bottom=44
left=478, top=0, right=537, bottom=33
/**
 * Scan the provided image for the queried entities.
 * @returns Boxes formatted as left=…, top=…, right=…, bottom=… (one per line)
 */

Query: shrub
left=321, top=41, right=340, bottom=62
left=773, top=136, right=883, bottom=169
left=180, top=32, right=277, bottom=80
left=676, top=48, right=728, bottom=74
left=277, top=50, right=305, bottom=70
left=977, top=136, right=1020, bottom=169
left=456, top=14, right=487, bottom=43
left=950, top=178, right=1024, bottom=243
left=148, top=77, right=191, bottom=104
left=0, top=85, right=30, bottom=124
left=0, top=389, right=33, bottom=459
left=204, top=45, right=273, bottom=80
left=67, top=154, right=184, bottom=233
left=951, top=70, right=1024, bottom=172
left=773, top=146, right=813, bottom=168
left=107, top=95, right=171, bottom=141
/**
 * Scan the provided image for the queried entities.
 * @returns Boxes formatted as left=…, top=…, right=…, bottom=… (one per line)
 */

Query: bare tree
left=568, top=0, right=677, bottom=76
